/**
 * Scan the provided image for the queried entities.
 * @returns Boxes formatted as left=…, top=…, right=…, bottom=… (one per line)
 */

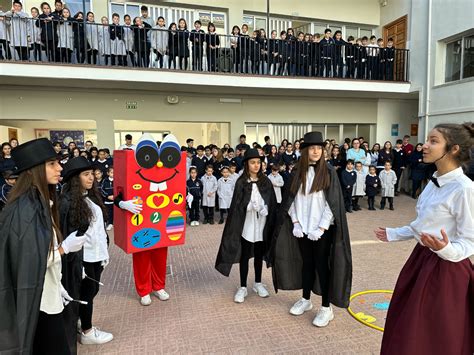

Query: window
left=313, top=23, right=327, bottom=36
left=360, top=28, right=373, bottom=39
left=444, top=33, right=474, bottom=83
left=255, top=18, right=267, bottom=32
left=111, top=3, right=124, bottom=19
left=65, top=0, right=91, bottom=15
left=346, top=27, right=358, bottom=40
left=445, top=40, right=462, bottom=82
left=462, top=35, right=474, bottom=79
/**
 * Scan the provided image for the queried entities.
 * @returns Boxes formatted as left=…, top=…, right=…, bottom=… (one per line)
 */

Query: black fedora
left=62, top=157, right=93, bottom=181
left=11, top=138, right=57, bottom=174
left=242, top=148, right=265, bottom=163
left=300, top=131, right=325, bottom=149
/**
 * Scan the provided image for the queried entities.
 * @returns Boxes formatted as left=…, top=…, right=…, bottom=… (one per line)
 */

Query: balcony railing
left=0, top=14, right=410, bottom=82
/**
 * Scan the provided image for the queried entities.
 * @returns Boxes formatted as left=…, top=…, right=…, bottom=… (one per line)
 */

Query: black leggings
left=239, top=237, right=264, bottom=287
left=298, top=233, right=332, bottom=307
left=79, top=261, right=103, bottom=331
left=33, top=311, right=71, bottom=355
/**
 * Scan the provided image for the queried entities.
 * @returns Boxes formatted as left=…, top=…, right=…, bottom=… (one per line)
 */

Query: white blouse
left=288, top=167, right=334, bottom=235
left=242, top=182, right=267, bottom=243
left=83, top=197, right=109, bottom=263
left=387, top=167, right=474, bottom=262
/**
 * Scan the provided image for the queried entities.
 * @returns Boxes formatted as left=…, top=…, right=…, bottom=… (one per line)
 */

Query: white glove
left=61, top=231, right=87, bottom=254
left=60, top=284, right=73, bottom=306
left=247, top=202, right=254, bottom=211
left=119, top=199, right=143, bottom=214
left=101, top=259, right=109, bottom=268
left=307, top=228, right=325, bottom=241
left=292, top=223, right=304, bottom=238
left=259, top=206, right=268, bottom=217
left=252, top=200, right=260, bottom=212
left=186, top=194, right=194, bottom=208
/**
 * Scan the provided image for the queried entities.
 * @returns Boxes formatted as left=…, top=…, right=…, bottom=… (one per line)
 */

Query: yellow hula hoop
left=347, top=289, right=393, bottom=332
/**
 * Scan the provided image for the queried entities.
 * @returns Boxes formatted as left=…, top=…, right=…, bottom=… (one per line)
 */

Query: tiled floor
left=78, top=195, right=420, bottom=354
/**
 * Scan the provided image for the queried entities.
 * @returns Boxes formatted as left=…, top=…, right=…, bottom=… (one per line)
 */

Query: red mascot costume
left=114, top=134, right=186, bottom=305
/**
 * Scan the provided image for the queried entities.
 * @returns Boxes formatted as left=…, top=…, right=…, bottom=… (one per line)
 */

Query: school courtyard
left=78, top=194, right=421, bottom=354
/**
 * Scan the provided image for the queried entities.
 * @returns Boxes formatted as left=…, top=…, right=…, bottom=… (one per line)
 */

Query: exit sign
left=126, top=101, right=137, bottom=109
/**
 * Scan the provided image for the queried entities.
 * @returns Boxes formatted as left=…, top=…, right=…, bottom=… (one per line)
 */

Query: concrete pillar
left=96, top=117, right=115, bottom=150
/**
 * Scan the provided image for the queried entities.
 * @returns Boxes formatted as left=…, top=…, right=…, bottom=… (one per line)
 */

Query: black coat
left=409, top=151, right=427, bottom=181
left=0, top=189, right=53, bottom=354
left=365, top=174, right=379, bottom=197
left=270, top=164, right=353, bottom=308
left=215, top=175, right=277, bottom=276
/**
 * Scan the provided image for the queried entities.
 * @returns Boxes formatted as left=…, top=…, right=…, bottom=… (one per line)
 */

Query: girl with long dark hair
left=215, top=149, right=277, bottom=303
left=0, top=142, right=15, bottom=184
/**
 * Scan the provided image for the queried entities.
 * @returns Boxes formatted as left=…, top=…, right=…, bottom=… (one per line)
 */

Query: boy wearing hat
left=0, top=170, right=18, bottom=211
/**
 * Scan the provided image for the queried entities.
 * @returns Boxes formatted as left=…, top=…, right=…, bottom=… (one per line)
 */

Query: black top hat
left=62, top=157, right=93, bottom=181
left=11, top=138, right=57, bottom=174
left=242, top=149, right=265, bottom=163
left=300, top=131, right=325, bottom=149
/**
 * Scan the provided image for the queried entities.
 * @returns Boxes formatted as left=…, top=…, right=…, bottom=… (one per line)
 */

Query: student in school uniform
left=189, top=20, right=205, bottom=71
left=365, top=165, right=379, bottom=210
left=217, top=166, right=235, bottom=224
left=385, top=37, right=395, bottom=80
left=392, top=139, right=405, bottom=195
left=355, top=37, right=366, bottom=79
left=215, top=149, right=277, bottom=303
left=341, top=159, right=357, bottom=212
left=100, top=166, right=114, bottom=231
left=201, top=165, right=218, bottom=224
left=186, top=166, right=203, bottom=226
left=5, top=1, right=29, bottom=61
left=0, top=170, right=17, bottom=212
left=56, top=8, right=74, bottom=63
left=110, top=13, right=127, bottom=66
left=352, top=161, right=367, bottom=211
left=167, top=22, right=178, bottom=69
left=98, top=16, right=112, bottom=65
left=345, top=36, right=356, bottom=78
left=319, top=28, right=334, bottom=77
left=267, top=164, right=284, bottom=206
left=85, top=11, right=99, bottom=65
left=379, top=161, right=397, bottom=210
left=249, top=30, right=261, bottom=74
left=205, top=22, right=220, bottom=72
left=94, top=149, right=111, bottom=176
left=133, top=16, right=151, bottom=68
left=0, top=8, right=12, bottom=60
left=277, top=30, right=289, bottom=76
left=377, top=141, right=394, bottom=175
left=268, top=30, right=279, bottom=75
left=191, top=145, right=208, bottom=178
left=409, top=143, right=426, bottom=199
left=123, top=15, right=135, bottom=67
left=377, top=38, right=385, bottom=80
left=239, top=24, right=251, bottom=74
left=333, top=30, right=345, bottom=78
left=310, top=33, right=321, bottom=77
left=375, top=123, right=474, bottom=355
left=150, top=16, right=168, bottom=69
left=366, top=35, right=379, bottom=80
left=177, top=18, right=190, bottom=70
left=329, top=146, right=344, bottom=180
left=281, top=143, right=297, bottom=170
left=29, top=7, right=43, bottom=62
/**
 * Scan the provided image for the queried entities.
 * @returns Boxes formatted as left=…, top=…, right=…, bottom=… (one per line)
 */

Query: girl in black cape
left=0, top=138, right=86, bottom=354
left=270, top=131, right=352, bottom=327
left=215, top=149, right=277, bottom=303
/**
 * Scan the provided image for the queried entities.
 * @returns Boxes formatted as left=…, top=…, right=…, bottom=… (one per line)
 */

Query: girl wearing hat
left=375, top=123, right=474, bottom=355
left=0, top=138, right=86, bottom=354
left=271, top=131, right=352, bottom=327
left=215, top=149, right=277, bottom=303
left=59, top=157, right=113, bottom=349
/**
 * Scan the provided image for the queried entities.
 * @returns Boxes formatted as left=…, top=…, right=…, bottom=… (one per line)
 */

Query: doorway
left=383, top=15, right=408, bottom=81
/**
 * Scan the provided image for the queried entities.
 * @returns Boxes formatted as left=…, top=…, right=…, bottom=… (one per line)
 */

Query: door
left=8, top=128, right=18, bottom=141
left=383, top=15, right=408, bottom=81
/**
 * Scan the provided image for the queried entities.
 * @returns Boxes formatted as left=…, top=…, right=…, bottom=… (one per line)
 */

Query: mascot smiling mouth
left=136, top=169, right=179, bottom=192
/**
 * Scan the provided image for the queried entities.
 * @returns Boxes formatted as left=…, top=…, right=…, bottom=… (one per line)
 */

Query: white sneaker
left=289, top=298, right=313, bottom=316
left=312, top=305, right=334, bottom=327
left=106, top=224, right=113, bottom=231
left=153, top=289, right=170, bottom=301
left=140, top=294, right=152, bottom=306
left=234, top=287, right=248, bottom=303
left=190, top=221, right=196, bottom=226
left=80, top=327, right=113, bottom=345
left=252, top=283, right=269, bottom=298
left=195, top=221, right=200, bottom=226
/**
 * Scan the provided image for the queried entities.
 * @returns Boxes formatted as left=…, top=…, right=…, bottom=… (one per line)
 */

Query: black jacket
left=191, top=155, right=209, bottom=178
left=365, top=174, right=379, bottom=197
left=186, top=178, right=203, bottom=200
left=269, top=164, right=352, bottom=308
left=37, top=13, right=60, bottom=43
left=168, top=31, right=179, bottom=57
left=177, top=29, right=190, bottom=57
left=133, top=23, right=151, bottom=52
left=215, top=175, right=277, bottom=276
left=341, top=169, right=357, bottom=190
left=0, top=189, right=53, bottom=354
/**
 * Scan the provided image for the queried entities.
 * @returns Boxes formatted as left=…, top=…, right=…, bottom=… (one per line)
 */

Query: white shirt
left=288, top=167, right=334, bottom=235
left=242, top=182, right=267, bottom=243
left=387, top=167, right=474, bottom=262
left=118, top=143, right=136, bottom=150
left=268, top=173, right=284, bottom=203
left=83, top=197, right=109, bottom=263
left=40, top=202, right=63, bottom=314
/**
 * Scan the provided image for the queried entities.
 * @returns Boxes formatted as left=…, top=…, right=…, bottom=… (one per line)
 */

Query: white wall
left=375, top=99, right=419, bottom=144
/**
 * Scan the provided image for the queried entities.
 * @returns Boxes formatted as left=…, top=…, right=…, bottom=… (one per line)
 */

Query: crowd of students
left=1, top=0, right=406, bottom=80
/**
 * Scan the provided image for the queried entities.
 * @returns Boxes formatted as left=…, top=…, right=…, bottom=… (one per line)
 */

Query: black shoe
left=380, top=205, right=385, bottom=210
left=346, top=208, right=353, bottom=213
left=209, top=219, right=215, bottom=225
left=203, top=219, right=208, bottom=225
left=389, top=206, right=394, bottom=211
left=395, top=192, right=400, bottom=196
left=218, top=219, right=224, bottom=224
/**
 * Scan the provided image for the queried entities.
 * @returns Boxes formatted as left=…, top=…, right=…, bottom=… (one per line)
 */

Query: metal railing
left=0, top=14, right=410, bottom=82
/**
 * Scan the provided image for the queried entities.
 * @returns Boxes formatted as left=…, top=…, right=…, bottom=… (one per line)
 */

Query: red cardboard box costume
left=113, top=134, right=186, bottom=304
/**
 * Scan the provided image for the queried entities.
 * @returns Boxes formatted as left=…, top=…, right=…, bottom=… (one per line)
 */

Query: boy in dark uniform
left=333, top=30, right=345, bottom=78
left=190, top=20, right=205, bottom=71
left=377, top=38, right=385, bottom=80
left=94, top=149, right=111, bottom=176
left=341, top=159, right=357, bottom=212
left=319, top=28, right=334, bottom=77
left=100, top=167, right=114, bottom=230
left=280, top=143, right=297, bottom=169
left=311, top=33, right=321, bottom=77
left=191, top=145, right=208, bottom=178
left=345, top=36, right=356, bottom=78
left=186, top=138, right=196, bottom=155
left=365, top=165, right=379, bottom=210
left=392, top=139, right=406, bottom=195
left=0, top=170, right=18, bottom=211
left=278, top=31, right=289, bottom=75
left=385, top=37, right=395, bottom=80
left=357, top=37, right=368, bottom=79
left=186, top=167, right=203, bottom=226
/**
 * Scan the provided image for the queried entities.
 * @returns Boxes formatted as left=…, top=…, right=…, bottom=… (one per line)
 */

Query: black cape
left=215, top=175, right=277, bottom=276
left=0, top=189, right=52, bottom=354
left=270, top=164, right=353, bottom=308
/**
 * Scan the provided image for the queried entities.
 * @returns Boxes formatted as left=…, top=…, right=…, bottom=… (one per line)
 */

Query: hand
left=101, top=259, right=109, bottom=268
left=60, top=284, right=73, bottom=306
left=420, top=229, right=449, bottom=251
left=374, top=227, right=388, bottom=242
left=186, top=194, right=194, bottom=208
left=119, top=199, right=143, bottom=214
left=307, top=228, right=324, bottom=241
left=259, top=206, right=268, bottom=217
left=107, top=196, right=114, bottom=201
left=252, top=200, right=260, bottom=212
left=61, top=232, right=87, bottom=254
left=292, top=223, right=304, bottom=238
left=207, top=192, right=213, bottom=197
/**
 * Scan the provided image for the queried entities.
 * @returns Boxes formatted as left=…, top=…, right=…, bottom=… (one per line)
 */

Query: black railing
left=0, top=14, right=410, bottom=82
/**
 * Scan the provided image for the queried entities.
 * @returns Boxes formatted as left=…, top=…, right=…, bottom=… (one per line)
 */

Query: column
left=96, top=117, right=115, bottom=150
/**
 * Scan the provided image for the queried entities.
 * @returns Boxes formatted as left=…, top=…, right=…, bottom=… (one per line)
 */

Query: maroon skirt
left=381, top=244, right=474, bottom=355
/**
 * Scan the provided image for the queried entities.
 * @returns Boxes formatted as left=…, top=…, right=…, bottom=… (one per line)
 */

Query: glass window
left=65, top=0, right=91, bottom=15
left=313, top=23, right=327, bottom=36
left=257, top=124, right=270, bottom=144
left=360, top=28, right=372, bottom=39
left=245, top=124, right=257, bottom=145
left=212, top=13, right=225, bottom=29
left=126, top=4, right=140, bottom=20
left=242, top=16, right=254, bottom=33
left=111, top=4, right=125, bottom=20
left=329, top=25, right=342, bottom=34
left=445, top=39, right=462, bottom=82
left=199, top=12, right=211, bottom=27
left=462, top=35, right=474, bottom=79
left=343, top=125, right=357, bottom=142
left=326, top=126, right=340, bottom=142
left=255, top=18, right=267, bottom=32
left=345, top=27, right=358, bottom=41
left=357, top=125, right=371, bottom=144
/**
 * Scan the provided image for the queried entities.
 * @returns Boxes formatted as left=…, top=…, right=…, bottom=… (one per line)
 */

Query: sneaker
left=190, top=221, right=196, bottom=226
left=80, top=327, right=114, bottom=345
left=140, top=294, right=152, bottom=306
left=312, top=305, right=334, bottom=327
left=106, top=224, right=113, bottom=231
left=153, top=289, right=170, bottom=301
left=195, top=221, right=200, bottom=226
left=234, top=287, right=248, bottom=303
left=252, top=283, right=269, bottom=298
left=289, top=298, right=313, bottom=316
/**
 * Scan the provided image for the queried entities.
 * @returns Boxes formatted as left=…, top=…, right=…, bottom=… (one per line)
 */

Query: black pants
left=31, top=43, right=42, bottom=61
left=168, top=55, right=177, bottom=69
left=342, top=188, right=353, bottom=211
left=352, top=196, right=361, bottom=209
left=33, top=311, right=71, bottom=355
left=79, top=261, right=103, bottom=331
left=240, top=237, right=264, bottom=287
left=178, top=56, right=188, bottom=70
left=153, top=50, right=164, bottom=68
left=346, top=57, right=355, bottom=78
left=75, top=45, right=86, bottom=64
left=333, top=56, right=343, bottom=78
left=298, top=233, right=332, bottom=306
left=219, top=208, right=229, bottom=219
left=207, top=48, right=218, bottom=72
left=15, top=46, right=29, bottom=61
left=105, top=203, right=113, bottom=225
left=59, top=48, right=72, bottom=63
left=367, top=195, right=375, bottom=209
left=357, top=60, right=367, bottom=79
left=412, top=179, right=422, bottom=198
left=44, top=41, right=58, bottom=62
left=394, top=168, right=403, bottom=192
left=192, top=47, right=203, bottom=71
left=380, top=196, right=394, bottom=208
left=111, top=54, right=126, bottom=66
left=0, top=39, right=12, bottom=59
left=127, top=51, right=136, bottom=66
left=386, top=61, right=394, bottom=80
left=87, top=49, right=98, bottom=64
left=202, top=206, right=214, bottom=221
left=189, top=199, right=200, bottom=222
left=136, top=50, right=149, bottom=67
left=368, top=56, right=378, bottom=79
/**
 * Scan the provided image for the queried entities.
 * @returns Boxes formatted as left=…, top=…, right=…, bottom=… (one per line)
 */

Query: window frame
left=444, top=31, right=474, bottom=83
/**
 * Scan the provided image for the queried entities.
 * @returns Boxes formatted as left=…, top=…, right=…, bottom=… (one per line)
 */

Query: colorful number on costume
left=131, top=213, right=144, bottom=226
left=150, top=212, right=162, bottom=224
left=146, top=193, right=170, bottom=209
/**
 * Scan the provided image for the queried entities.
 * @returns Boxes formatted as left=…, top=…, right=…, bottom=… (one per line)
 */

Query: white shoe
left=77, top=319, right=82, bottom=334
left=140, top=294, right=152, bottom=306
left=153, top=289, right=170, bottom=301
left=234, top=287, right=248, bottom=303
left=106, top=224, right=113, bottom=231
left=80, top=327, right=114, bottom=345
left=195, top=221, right=200, bottom=226
left=312, top=305, right=334, bottom=327
left=252, top=283, right=269, bottom=298
left=289, top=298, right=313, bottom=316
left=190, top=221, right=196, bottom=226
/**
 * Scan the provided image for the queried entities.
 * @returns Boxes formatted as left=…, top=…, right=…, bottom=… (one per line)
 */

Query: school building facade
left=0, top=0, right=472, bottom=148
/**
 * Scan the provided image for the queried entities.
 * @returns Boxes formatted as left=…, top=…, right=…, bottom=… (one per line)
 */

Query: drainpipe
left=424, top=0, right=433, bottom=138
